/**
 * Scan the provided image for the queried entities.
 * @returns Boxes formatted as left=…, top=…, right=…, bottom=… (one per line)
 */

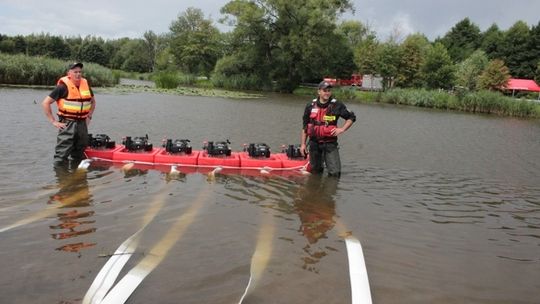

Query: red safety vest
left=56, top=76, right=92, bottom=119
left=307, top=99, right=338, bottom=142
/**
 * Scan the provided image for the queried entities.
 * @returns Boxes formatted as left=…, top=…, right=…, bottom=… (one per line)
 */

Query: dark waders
left=308, top=141, right=341, bottom=177
left=54, top=118, right=89, bottom=166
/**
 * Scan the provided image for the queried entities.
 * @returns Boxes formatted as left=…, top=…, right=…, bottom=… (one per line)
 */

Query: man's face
left=68, top=67, right=83, bottom=81
left=318, top=88, right=332, bottom=102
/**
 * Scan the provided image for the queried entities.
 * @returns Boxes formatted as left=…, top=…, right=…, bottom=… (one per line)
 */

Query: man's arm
left=42, top=96, right=65, bottom=129
left=331, top=118, right=353, bottom=136
left=300, top=104, right=311, bottom=156
left=86, top=96, right=96, bottom=126
left=300, top=129, right=308, bottom=156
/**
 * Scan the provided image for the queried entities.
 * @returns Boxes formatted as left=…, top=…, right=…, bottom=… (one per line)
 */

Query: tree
left=142, top=31, right=159, bottom=72
left=500, top=21, right=531, bottom=78
left=478, top=59, right=510, bottom=91
left=455, top=50, right=489, bottom=90
left=396, top=33, right=430, bottom=87
left=526, top=21, right=540, bottom=80
left=440, top=18, right=481, bottom=62
left=375, top=42, right=401, bottom=90
left=80, top=37, right=108, bottom=66
left=480, top=24, right=503, bottom=60
left=337, top=20, right=371, bottom=48
left=534, top=61, right=540, bottom=83
left=170, top=7, right=221, bottom=77
left=421, top=42, right=455, bottom=89
left=44, top=36, right=70, bottom=59
left=354, top=34, right=378, bottom=75
left=220, top=0, right=353, bottom=91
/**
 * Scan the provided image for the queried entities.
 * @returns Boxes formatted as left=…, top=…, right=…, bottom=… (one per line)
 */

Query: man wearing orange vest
left=42, top=62, right=96, bottom=167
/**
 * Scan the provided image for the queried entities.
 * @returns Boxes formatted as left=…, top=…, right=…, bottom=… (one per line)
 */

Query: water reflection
left=49, top=163, right=96, bottom=253
left=294, top=175, right=338, bottom=271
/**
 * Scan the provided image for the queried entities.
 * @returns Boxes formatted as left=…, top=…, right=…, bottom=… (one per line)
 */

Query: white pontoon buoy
left=77, top=159, right=92, bottom=170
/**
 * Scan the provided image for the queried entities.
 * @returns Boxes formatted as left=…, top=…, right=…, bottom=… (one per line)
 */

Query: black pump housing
left=203, top=140, right=232, bottom=156
left=164, top=139, right=192, bottom=154
left=88, top=134, right=116, bottom=149
left=245, top=143, right=271, bottom=158
left=123, top=135, right=153, bottom=152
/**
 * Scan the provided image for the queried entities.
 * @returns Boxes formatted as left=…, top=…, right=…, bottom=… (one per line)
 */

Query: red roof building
left=507, top=79, right=540, bottom=92
left=505, top=78, right=540, bottom=99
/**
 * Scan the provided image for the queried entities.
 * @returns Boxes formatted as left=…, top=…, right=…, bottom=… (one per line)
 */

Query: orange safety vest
left=56, top=76, right=93, bottom=119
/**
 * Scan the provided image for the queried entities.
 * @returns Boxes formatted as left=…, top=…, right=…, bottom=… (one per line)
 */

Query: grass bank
left=293, top=87, right=540, bottom=118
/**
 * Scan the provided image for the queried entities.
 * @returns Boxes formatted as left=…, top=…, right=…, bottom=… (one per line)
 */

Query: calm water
left=1, top=87, right=539, bottom=304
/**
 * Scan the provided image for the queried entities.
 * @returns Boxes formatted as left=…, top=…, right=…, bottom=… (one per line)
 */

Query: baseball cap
left=68, top=62, right=84, bottom=70
left=318, top=81, right=332, bottom=89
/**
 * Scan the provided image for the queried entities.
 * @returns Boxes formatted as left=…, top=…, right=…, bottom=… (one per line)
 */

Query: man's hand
left=300, top=143, right=308, bottom=157
left=331, top=127, right=346, bottom=136
left=52, top=121, right=66, bottom=129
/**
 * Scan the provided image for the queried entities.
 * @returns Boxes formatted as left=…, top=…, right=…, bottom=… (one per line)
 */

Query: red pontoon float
left=84, top=135, right=309, bottom=175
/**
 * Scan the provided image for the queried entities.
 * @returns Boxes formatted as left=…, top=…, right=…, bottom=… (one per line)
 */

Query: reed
left=153, top=71, right=179, bottom=89
left=0, top=53, right=116, bottom=86
left=211, top=74, right=267, bottom=91
left=153, top=71, right=197, bottom=89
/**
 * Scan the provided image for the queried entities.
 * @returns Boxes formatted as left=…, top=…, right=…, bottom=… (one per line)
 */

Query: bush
left=153, top=71, right=180, bottom=89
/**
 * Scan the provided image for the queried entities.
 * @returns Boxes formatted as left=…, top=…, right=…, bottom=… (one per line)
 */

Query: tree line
left=1, top=0, right=539, bottom=92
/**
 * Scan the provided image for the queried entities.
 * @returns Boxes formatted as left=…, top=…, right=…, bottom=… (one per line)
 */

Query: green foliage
left=480, top=24, right=503, bottom=60
left=374, top=88, right=539, bottom=117
left=153, top=71, right=197, bottom=89
left=220, top=0, right=354, bottom=92
left=337, top=20, right=372, bottom=48
left=534, top=61, right=540, bottom=84
left=440, top=18, right=481, bottom=62
left=455, top=50, right=489, bottom=90
left=526, top=21, right=540, bottom=80
left=421, top=43, right=455, bottom=89
left=396, top=34, right=430, bottom=88
left=500, top=21, right=531, bottom=78
left=378, top=88, right=457, bottom=109
left=354, top=35, right=378, bottom=75
left=478, top=59, right=510, bottom=91
left=212, top=52, right=270, bottom=90
left=0, top=53, right=116, bottom=86
left=375, top=42, right=401, bottom=90
left=153, top=71, right=180, bottom=89
left=169, top=7, right=221, bottom=77
left=211, top=73, right=264, bottom=91
left=80, top=39, right=108, bottom=66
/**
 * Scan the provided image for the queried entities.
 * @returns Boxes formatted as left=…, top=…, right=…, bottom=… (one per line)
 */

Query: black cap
left=318, top=80, right=332, bottom=89
left=68, top=62, right=83, bottom=70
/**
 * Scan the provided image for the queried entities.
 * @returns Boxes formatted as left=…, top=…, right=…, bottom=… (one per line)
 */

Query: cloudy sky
left=0, top=0, right=538, bottom=41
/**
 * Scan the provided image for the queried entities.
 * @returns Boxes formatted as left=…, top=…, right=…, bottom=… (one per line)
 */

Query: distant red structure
left=323, top=74, right=362, bottom=87
left=506, top=78, right=540, bottom=92
left=506, top=78, right=540, bottom=99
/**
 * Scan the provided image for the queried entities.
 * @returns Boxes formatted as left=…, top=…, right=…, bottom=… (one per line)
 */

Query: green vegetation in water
left=96, top=83, right=263, bottom=99
left=293, top=87, right=540, bottom=118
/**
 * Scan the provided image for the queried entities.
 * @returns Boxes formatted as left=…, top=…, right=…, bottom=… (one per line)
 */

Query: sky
left=0, top=0, right=539, bottom=41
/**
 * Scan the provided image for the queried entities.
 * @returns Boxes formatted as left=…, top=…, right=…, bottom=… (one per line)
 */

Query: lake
left=0, top=87, right=539, bottom=303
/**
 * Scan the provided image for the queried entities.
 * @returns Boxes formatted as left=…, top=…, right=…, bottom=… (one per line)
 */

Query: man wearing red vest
left=42, top=62, right=96, bottom=167
left=300, top=81, right=355, bottom=177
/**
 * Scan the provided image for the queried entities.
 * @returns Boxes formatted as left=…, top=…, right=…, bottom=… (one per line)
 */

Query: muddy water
left=0, top=87, right=539, bottom=303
